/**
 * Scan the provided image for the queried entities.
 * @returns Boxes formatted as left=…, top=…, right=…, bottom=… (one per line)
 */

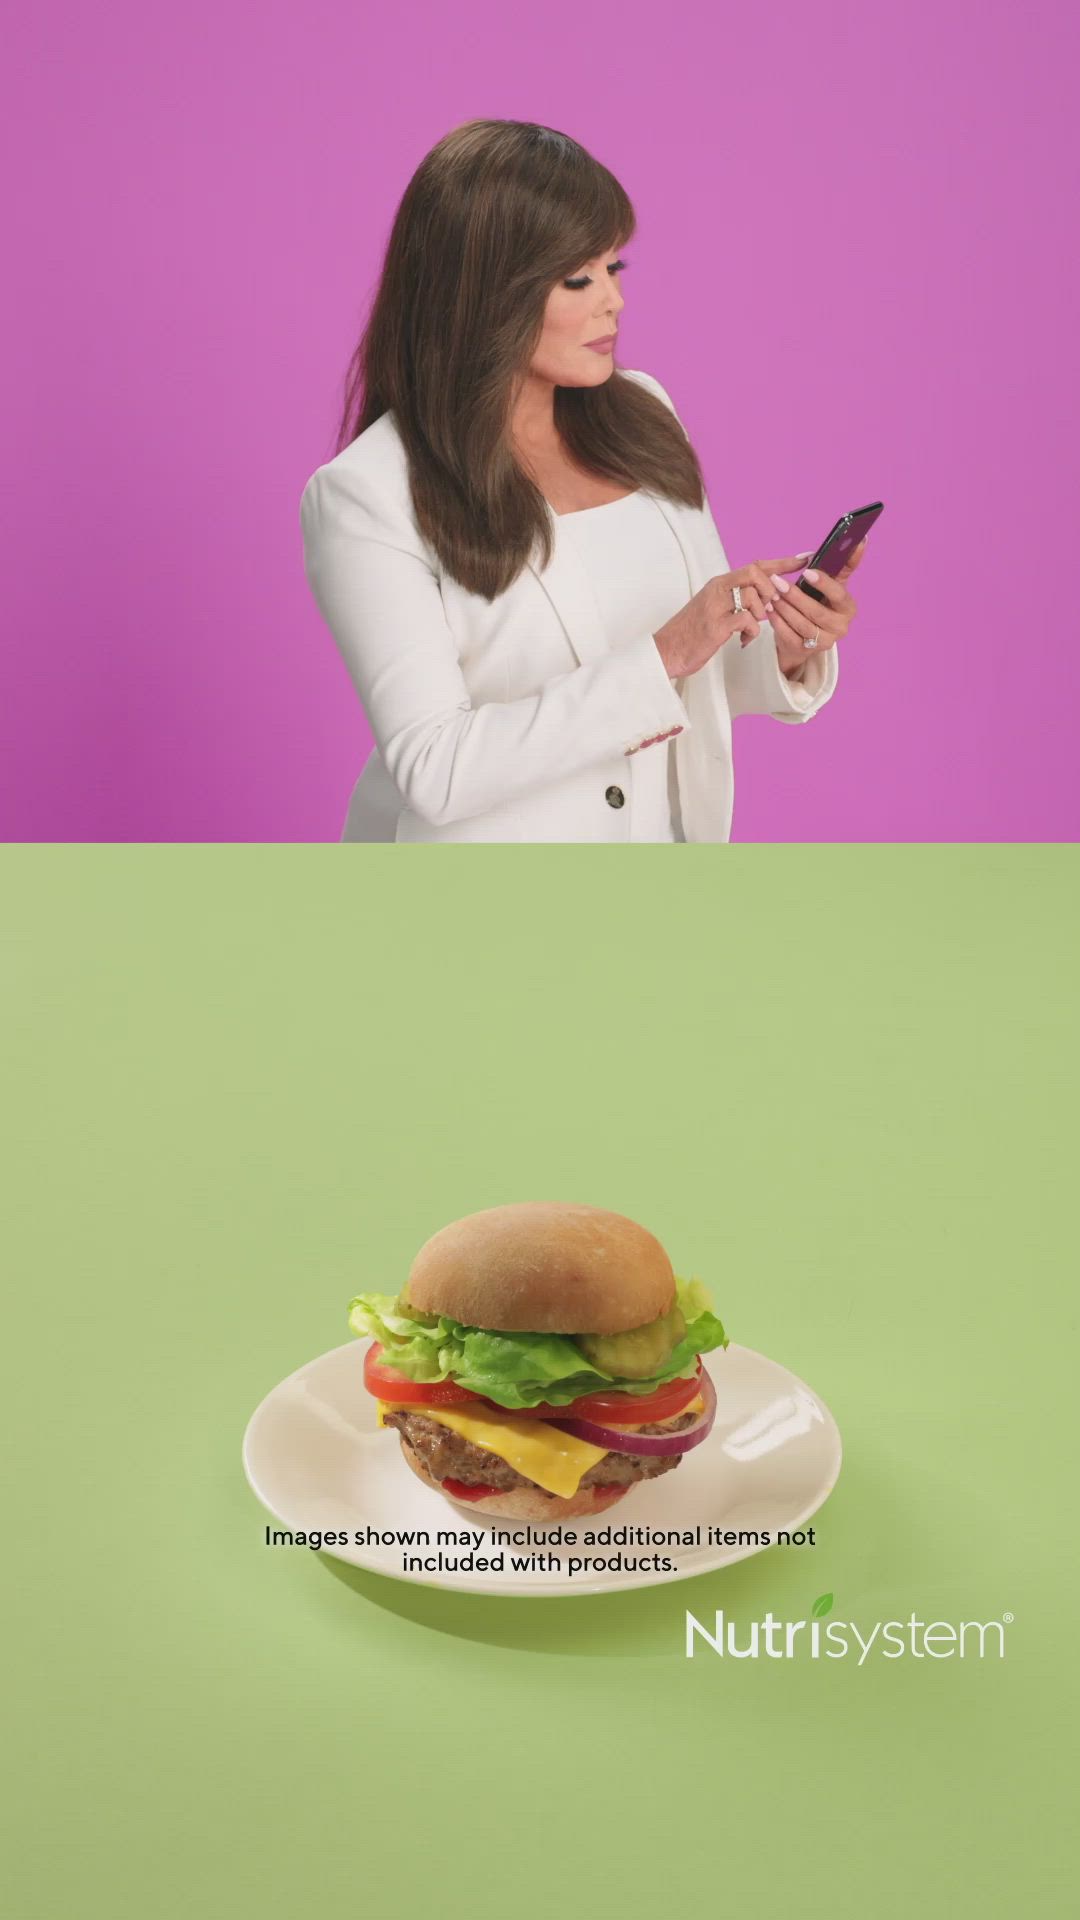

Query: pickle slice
left=576, top=1304, right=686, bottom=1380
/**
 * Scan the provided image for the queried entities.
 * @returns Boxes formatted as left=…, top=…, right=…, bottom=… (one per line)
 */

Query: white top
left=555, top=490, right=691, bottom=841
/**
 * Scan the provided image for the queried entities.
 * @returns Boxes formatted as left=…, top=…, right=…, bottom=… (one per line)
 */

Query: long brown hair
left=335, top=119, right=705, bottom=600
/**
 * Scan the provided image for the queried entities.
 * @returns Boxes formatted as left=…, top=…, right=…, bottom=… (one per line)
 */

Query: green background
left=3, top=848, right=1075, bottom=1915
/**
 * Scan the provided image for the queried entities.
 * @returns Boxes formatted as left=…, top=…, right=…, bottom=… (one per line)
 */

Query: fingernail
left=764, top=600, right=773, bottom=614
left=769, top=574, right=790, bottom=594
left=803, top=568, right=819, bottom=582
left=798, top=550, right=813, bottom=559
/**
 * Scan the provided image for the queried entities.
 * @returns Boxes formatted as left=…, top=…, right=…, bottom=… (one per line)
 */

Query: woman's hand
left=653, top=553, right=812, bottom=679
left=769, top=536, right=866, bottom=679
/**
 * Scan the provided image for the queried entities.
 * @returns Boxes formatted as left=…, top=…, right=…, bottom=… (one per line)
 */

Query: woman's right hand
left=653, top=554, right=812, bottom=678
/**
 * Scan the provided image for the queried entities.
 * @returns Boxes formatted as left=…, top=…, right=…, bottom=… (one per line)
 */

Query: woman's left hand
left=768, top=535, right=866, bottom=678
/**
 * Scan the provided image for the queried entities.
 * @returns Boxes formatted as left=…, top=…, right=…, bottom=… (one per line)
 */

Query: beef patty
left=383, top=1408, right=697, bottom=1491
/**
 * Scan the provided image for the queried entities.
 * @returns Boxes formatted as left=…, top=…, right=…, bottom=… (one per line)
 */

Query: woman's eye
left=563, top=259, right=628, bottom=290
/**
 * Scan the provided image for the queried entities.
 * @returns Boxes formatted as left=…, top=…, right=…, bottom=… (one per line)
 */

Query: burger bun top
left=404, top=1201, right=675, bottom=1335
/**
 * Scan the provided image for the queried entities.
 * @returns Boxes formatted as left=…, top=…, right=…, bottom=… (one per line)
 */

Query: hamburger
left=348, top=1202, right=729, bottom=1521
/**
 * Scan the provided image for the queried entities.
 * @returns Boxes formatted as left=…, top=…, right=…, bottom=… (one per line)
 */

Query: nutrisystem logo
left=686, top=1593, right=1013, bottom=1664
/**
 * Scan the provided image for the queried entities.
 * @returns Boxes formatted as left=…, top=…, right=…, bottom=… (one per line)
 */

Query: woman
left=300, top=119, right=865, bottom=843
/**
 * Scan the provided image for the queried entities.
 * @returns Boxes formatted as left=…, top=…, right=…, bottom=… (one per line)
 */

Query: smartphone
left=796, top=502, right=884, bottom=603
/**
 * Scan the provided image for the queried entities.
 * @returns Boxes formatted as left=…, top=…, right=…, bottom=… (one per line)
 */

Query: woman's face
left=529, top=246, right=627, bottom=387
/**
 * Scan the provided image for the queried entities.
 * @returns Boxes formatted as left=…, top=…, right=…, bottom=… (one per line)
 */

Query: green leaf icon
left=812, top=1592, right=834, bottom=1618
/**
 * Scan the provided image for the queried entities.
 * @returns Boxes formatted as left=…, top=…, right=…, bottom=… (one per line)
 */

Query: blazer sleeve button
left=605, top=785, right=626, bottom=809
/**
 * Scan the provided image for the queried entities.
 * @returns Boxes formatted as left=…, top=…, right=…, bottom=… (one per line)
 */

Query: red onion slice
left=549, top=1365, right=717, bottom=1456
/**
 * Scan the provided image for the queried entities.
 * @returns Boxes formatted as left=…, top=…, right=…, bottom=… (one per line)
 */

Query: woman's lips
left=585, top=336, right=617, bottom=353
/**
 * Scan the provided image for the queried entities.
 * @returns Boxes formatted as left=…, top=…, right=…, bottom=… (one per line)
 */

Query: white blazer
left=299, top=369, right=839, bottom=842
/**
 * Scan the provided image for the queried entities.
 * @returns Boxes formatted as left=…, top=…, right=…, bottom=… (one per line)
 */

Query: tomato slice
left=527, top=1361, right=703, bottom=1424
left=364, top=1342, right=703, bottom=1424
left=363, top=1343, right=484, bottom=1408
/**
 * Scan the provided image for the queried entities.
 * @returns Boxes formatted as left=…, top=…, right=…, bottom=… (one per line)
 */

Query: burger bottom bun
left=399, top=1437, right=629, bottom=1523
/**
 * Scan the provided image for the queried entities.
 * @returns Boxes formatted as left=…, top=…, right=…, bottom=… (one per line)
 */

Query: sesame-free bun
left=399, top=1437, right=629, bottom=1521
left=404, top=1202, right=675, bottom=1336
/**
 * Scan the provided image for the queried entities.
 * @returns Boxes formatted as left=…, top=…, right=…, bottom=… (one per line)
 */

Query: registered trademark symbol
left=1002, top=1612, right=1014, bottom=1623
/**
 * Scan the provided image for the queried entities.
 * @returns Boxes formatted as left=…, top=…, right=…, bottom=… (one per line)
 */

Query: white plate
left=242, top=1341, right=842, bottom=1598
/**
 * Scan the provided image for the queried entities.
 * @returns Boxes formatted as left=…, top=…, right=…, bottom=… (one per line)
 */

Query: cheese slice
left=376, top=1400, right=609, bottom=1499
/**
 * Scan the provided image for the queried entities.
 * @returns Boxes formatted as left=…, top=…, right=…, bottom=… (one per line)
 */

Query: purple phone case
left=796, top=503, right=884, bottom=601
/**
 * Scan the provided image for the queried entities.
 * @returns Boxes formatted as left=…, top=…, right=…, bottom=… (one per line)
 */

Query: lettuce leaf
left=348, top=1274, right=729, bottom=1410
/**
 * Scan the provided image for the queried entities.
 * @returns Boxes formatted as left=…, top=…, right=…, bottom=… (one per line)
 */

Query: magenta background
left=3, top=1, right=1077, bottom=842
